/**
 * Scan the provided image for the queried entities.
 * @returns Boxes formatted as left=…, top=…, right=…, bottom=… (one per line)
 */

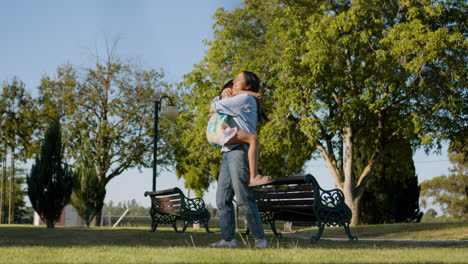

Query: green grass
left=294, top=222, right=468, bottom=241
left=0, top=223, right=467, bottom=264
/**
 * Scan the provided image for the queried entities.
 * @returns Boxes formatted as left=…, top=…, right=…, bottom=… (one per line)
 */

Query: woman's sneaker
left=254, top=238, right=267, bottom=248
left=210, top=239, right=237, bottom=248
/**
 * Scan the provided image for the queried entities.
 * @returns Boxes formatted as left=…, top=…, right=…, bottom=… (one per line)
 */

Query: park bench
left=245, top=174, right=357, bottom=241
left=144, top=187, right=211, bottom=233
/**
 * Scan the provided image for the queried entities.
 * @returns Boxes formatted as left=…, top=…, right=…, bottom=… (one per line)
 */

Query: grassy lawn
left=294, top=221, right=468, bottom=241
left=0, top=223, right=467, bottom=264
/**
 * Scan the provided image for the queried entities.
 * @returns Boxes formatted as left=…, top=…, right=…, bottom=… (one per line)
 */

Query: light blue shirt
left=211, top=93, right=258, bottom=152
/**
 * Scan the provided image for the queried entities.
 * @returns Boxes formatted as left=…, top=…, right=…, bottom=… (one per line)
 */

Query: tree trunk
left=0, top=155, right=6, bottom=224
left=8, top=153, right=15, bottom=224
left=46, top=221, right=54, bottom=228
left=93, top=183, right=105, bottom=227
left=349, top=195, right=363, bottom=226
left=93, top=210, right=102, bottom=227
left=93, top=199, right=106, bottom=227
left=343, top=127, right=360, bottom=225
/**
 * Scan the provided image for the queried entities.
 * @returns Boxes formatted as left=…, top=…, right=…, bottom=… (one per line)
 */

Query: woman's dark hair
left=242, top=71, right=260, bottom=93
left=219, top=80, right=234, bottom=97
left=242, top=71, right=269, bottom=123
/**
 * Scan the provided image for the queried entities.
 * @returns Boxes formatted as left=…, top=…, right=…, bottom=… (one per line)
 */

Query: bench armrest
left=144, top=188, right=179, bottom=197
left=184, top=197, right=207, bottom=211
left=318, top=188, right=346, bottom=207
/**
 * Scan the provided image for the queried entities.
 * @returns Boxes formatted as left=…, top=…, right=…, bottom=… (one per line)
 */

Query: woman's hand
left=229, top=89, right=264, bottom=103
left=252, top=92, right=264, bottom=103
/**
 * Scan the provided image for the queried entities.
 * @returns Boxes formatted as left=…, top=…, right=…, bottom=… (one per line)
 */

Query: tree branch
left=355, top=111, right=386, bottom=195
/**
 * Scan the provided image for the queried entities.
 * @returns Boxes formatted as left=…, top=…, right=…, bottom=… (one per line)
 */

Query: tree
left=174, top=3, right=313, bottom=196
left=420, top=139, right=468, bottom=220
left=0, top=78, right=37, bottom=223
left=39, top=41, right=173, bottom=225
left=27, top=118, right=73, bottom=228
left=357, top=138, right=423, bottom=224
left=0, top=168, right=28, bottom=223
left=70, top=138, right=106, bottom=227
left=179, top=0, right=466, bottom=225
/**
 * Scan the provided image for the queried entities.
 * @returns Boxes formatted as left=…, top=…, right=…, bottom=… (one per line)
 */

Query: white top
left=211, top=93, right=258, bottom=152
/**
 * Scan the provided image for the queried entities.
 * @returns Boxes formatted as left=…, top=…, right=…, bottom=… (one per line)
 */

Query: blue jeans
left=216, top=146, right=265, bottom=241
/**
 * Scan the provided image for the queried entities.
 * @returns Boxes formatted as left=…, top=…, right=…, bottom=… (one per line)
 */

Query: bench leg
left=343, top=223, right=358, bottom=240
left=172, top=221, right=182, bottom=233
left=311, top=222, right=326, bottom=242
left=180, top=221, right=189, bottom=233
left=269, top=221, right=282, bottom=238
left=150, top=218, right=158, bottom=232
left=149, top=208, right=158, bottom=232
left=203, top=221, right=212, bottom=233
left=241, top=227, right=250, bottom=237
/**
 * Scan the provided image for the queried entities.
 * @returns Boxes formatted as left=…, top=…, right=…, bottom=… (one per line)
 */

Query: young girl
left=207, top=80, right=272, bottom=187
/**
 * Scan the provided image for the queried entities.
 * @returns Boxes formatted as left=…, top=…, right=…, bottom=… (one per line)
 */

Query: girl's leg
left=225, top=130, right=272, bottom=186
left=225, top=130, right=258, bottom=180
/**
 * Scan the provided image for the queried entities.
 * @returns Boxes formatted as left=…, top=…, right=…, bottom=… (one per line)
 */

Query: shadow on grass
left=1, top=225, right=466, bottom=249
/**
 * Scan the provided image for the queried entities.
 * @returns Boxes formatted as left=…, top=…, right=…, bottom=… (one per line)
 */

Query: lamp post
left=152, top=95, right=178, bottom=191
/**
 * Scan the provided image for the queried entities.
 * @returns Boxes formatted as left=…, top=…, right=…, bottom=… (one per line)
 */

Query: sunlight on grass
left=1, top=246, right=467, bottom=264
left=293, top=222, right=468, bottom=240
left=0, top=223, right=467, bottom=263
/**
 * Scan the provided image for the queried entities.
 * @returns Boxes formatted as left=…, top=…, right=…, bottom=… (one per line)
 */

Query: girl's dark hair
left=242, top=71, right=269, bottom=123
left=219, top=80, right=234, bottom=97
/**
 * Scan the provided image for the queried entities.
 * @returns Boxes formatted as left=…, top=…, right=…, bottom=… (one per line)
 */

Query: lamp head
left=163, top=104, right=178, bottom=120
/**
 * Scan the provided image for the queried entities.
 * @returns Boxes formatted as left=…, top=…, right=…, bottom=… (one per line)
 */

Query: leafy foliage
left=357, top=139, right=423, bottom=224
left=0, top=78, right=38, bottom=223
left=177, top=0, right=466, bottom=224
left=0, top=77, right=38, bottom=161
left=70, top=138, right=106, bottom=227
left=27, top=119, right=73, bottom=228
left=0, top=171, right=27, bottom=223
left=38, top=43, right=174, bottom=225
left=421, top=139, right=468, bottom=219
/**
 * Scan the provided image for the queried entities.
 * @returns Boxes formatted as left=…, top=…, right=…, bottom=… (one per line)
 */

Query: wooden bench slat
left=153, top=200, right=181, bottom=206
left=151, top=194, right=181, bottom=202
left=270, top=176, right=310, bottom=185
left=257, top=199, right=314, bottom=206
left=254, top=185, right=314, bottom=193
left=155, top=206, right=181, bottom=215
left=254, top=192, right=315, bottom=200
left=258, top=204, right=315, bottom=211
left=145, top=188, right=178, bottom=196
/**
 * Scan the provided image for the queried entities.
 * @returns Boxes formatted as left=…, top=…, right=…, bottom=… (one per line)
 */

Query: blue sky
left=1, top=0, right=451, bottom=208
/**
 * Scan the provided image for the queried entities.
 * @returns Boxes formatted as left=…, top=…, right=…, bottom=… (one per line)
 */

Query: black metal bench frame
left=245, top=174, right=357, bottom=241
left=144, top=187, right=211, bottom=233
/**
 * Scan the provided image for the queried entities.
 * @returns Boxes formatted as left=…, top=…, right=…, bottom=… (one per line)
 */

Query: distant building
left=33, top=205, right=86, bottom=227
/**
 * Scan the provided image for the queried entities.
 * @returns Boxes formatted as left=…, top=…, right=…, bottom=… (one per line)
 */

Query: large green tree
left=178, top=0, right=466, bottom=224
left=39, top=43, right=174, bottom=225
left=421, top=138, right=468, bottom=219
left=27, top=119, right=73, bottom=228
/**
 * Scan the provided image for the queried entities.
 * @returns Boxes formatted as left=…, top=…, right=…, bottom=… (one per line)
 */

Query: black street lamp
left=152, top=95, right=178, bottom=191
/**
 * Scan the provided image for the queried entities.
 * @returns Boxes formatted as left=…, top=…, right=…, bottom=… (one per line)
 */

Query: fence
left=104, top=215, right=296, bottom=233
